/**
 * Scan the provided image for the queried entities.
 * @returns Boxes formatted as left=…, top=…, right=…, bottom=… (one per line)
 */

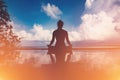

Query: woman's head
left=57, top=20, right=64, bottom=29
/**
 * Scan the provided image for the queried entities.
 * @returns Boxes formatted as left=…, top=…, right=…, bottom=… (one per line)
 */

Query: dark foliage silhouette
left=0, top=0, right=20, bottom=48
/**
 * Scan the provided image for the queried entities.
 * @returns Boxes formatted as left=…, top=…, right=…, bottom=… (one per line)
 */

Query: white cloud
left=85, top=0, right=94, bottom=9
left=78, top=0, right=120, bottom=41
left=42, top=3, right=62, bottom=19
left=14, top=24, right=53, bottom=41
left=13, top=23, right=81, bottom=41
left=12, top=0, right=120, bottom=42
left=79, top=11, right=117, bottom=40
left=69, top=30, right=82, bottom=41
left=85, top=0, right=114, bottom=13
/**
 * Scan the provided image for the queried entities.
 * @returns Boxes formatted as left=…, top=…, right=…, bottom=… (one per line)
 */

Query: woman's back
left=53, top=29, right=67, bottom=47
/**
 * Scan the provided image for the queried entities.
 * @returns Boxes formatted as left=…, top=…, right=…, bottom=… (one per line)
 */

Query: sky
left=5, top=0, right=86, bottom=28
left=3, top=0, right=120, bottom=43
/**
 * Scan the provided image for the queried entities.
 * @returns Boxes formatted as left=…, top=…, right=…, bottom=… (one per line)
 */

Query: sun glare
left=0, top=78, right=3, bottom=80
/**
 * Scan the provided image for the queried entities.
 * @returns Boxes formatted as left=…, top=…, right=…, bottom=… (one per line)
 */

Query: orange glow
left=0, top=60, right=120, bottom=80
left=0, top=48, right=120, bottom=80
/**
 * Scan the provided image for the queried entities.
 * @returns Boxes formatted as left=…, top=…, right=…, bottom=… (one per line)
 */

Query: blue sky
left=2, top=0, right=120, bottom=43
left=4, top=0, right=86, bottom=28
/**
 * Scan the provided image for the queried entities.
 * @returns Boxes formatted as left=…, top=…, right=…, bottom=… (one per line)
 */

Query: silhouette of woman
left=48, top=20, right=72, bottom=64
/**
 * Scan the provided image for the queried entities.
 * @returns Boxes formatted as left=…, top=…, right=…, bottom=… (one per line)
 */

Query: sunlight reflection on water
left=0, top=50, right=120, bottom=69
left=17, top=50, right=120, bottom=68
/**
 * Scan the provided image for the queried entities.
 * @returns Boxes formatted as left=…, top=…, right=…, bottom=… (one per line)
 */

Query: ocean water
left=1, top=49, right=120, bottom=67
left=17, top=40, right=120, bottom=68
left=6, top=49, right=119, bottom=69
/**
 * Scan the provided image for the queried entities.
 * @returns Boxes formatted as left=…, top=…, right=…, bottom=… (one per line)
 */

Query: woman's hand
left=47, top=44, right=51, bottom=47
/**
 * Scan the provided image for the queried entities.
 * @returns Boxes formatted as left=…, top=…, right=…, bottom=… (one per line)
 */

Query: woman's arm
left=66, top=32, right=72, bottom=46
left=49, top=32, right=55, bottom=46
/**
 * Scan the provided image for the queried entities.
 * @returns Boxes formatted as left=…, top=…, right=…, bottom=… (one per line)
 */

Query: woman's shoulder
left=62, top=29, right=67, bottom=32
